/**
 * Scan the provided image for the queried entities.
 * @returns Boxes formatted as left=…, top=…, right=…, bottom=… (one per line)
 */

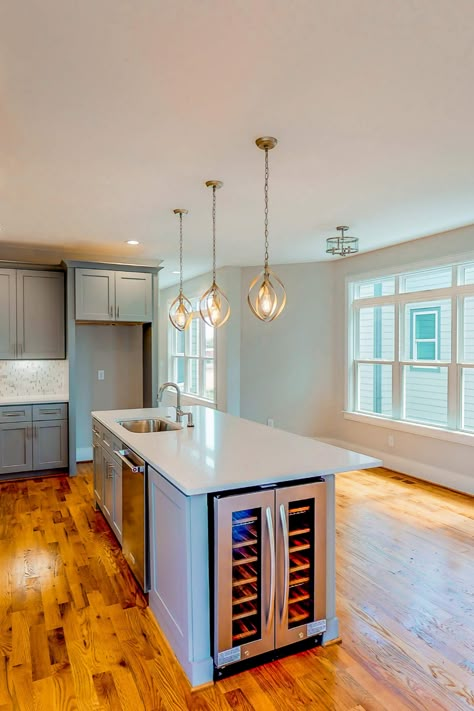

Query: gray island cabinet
left=92, top=405, right=381, bottom=688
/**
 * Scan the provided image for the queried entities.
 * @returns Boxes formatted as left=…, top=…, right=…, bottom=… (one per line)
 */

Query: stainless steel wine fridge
left=213, top=479, right=327, bottom=670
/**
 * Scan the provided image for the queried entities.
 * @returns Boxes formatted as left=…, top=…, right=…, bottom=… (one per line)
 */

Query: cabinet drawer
left=33, top=403, right=68, bottom=421
left=101, top=426, right=122, bottom=457
left=92, top=418, right=103, bottom=439
left=0, top=405, right=32, bottom=423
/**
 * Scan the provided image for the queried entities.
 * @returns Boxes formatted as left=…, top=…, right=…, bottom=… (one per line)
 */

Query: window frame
left=346, top=257, right=474, bottom=444
left=168, top=302, right=217, bottom=404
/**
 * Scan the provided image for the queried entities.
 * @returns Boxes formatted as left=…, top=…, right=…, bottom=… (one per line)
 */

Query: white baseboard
left=319, top=437, right=474, bottom=497
left=76, top=447, right=93, bottom=462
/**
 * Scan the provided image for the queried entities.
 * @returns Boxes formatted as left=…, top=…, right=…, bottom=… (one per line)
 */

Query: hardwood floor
left=0, top=464, right=472, bottom=710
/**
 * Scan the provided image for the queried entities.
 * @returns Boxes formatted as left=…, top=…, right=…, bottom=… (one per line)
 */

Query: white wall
left=329, top=223, right=474, bottom=495
left=159, top=267, right=241, bottom=415
left=76, top=324, right=143, bottom=457
left=240, top=262, right=335, bottom=437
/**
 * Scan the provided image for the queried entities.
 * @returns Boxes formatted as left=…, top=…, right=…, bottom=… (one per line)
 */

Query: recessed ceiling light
left=172, top=270, right=180, bottom=274
left=126, top=239, right=140, bottom=245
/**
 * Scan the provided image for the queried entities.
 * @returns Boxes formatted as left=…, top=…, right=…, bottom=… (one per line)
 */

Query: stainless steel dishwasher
left=114, top=448, right=149, bottom=592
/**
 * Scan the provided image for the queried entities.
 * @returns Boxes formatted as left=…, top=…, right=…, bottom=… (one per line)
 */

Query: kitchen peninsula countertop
left=92, top=406, right=381, bottom=495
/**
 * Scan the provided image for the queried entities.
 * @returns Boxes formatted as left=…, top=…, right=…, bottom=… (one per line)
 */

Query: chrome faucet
left=158, top=382, right=194, bottom=427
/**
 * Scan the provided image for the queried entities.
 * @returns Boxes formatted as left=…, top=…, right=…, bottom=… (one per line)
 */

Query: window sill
left=343, top=411, right=474, bottom=447
left=181, top=393, right=217, bottom=408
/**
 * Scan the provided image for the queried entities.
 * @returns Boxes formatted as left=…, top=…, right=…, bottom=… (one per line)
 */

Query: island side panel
left=148, top=466, right=213, bottom=687
left=322, top=473, right=340, bottom=644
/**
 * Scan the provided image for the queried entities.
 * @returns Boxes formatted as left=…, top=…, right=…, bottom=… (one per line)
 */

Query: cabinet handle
left=110, top=305, right=113, bottom=318
left=34, top=425, right=38, bottom=438
left=265, top=506, right=276, bottom=632
left=106, top=463, right=114, bottom=479
left=40, top=409, right=59, bottom=415
left=18, top=343, right=23, bottom=357
left=279, top=504, right=290, bottom=624
left=117, top=305, right=120, bottom=318
left=103, top=439, right=111, bottom=448
left=3, top=412, right=22, bottom=417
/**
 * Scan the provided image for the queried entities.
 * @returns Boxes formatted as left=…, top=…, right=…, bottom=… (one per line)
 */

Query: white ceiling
left=1, top=1, right=474, bottom=288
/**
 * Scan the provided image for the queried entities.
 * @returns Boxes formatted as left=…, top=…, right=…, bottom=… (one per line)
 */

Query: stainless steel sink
left=118, top=418, right=181, bottom=433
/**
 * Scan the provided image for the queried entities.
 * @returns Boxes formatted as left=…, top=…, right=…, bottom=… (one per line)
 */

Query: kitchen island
left=92, top=405, right=381, bottom=687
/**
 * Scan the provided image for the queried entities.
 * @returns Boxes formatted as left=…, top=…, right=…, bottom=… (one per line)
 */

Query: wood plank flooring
left=0, top=464, right=472, bottom=710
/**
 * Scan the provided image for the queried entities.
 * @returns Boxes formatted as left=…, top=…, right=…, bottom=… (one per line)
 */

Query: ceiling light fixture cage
left=199, top=181, right=231, bottom=328
left=169, top=208, right=193, bottom=332
left=248, top=136, right=287, bottom=322
left=326, top=225, right=359, bottom=257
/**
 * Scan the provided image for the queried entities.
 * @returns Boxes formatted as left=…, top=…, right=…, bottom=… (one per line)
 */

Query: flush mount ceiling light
left=248, top=137, right=286, bottom=322
left=169, top=209, right=193, bottom=332
left=199, top=181, right=231, bottom=328
left=326, top=225, right=359, bottom=257
left=126, top=239, right=140, bottom=245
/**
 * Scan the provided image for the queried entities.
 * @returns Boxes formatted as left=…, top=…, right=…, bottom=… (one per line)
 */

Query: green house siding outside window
left=409, top=307, right=441, bottom=371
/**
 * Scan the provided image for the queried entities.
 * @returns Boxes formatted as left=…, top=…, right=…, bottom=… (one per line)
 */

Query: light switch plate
left=98, top=370, right=105, bottom=381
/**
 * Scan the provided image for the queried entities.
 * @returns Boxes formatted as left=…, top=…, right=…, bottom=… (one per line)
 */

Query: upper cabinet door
left=16, top=270, right=65, bottom=359
left=115, top=271, right=152, bottom=322
left=0, top=270, right=17, bottom=359
left=75, top=269, right=115, bottom=321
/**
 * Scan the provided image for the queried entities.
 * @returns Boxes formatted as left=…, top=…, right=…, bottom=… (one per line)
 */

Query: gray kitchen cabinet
left=0, top=270, right=16, bottom=359
left=75, top=269, right=152, bottom=322
left=102, top=449, right=114, bottom=523
left=0, top=269, right=64, bottom=360
left=0, top=422, right=33, bottom=475
left=16, top=270, right=65, bottom=359
left=148, top=466, right=210, bottom=684
left=33, top=420, right=68, bottom=470
left=115, top=271, right=152, bottom=322
left=93, top=434, right=104, bottom=507
left=75, top=269, right=115, bottom=321
left=0, top=403, right=68, bottom=477
left=92, top=418, right=123, bottom=544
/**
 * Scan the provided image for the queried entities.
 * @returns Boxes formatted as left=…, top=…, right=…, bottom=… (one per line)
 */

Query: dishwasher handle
left=114, top=449, right=145, bottom=473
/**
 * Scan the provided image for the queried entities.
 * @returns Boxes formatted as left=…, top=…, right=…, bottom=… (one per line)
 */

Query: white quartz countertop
left=92, top=406, right=382, bottom=496
left=0, top=395, right=69, bottom=405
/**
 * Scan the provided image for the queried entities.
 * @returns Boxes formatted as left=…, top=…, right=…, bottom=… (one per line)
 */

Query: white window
left=348, top=261, right=474, bottom=435
left=169, top=299, right=216, bottom=402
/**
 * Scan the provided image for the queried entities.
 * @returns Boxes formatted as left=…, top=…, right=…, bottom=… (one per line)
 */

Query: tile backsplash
left=0, top=360, right=69, bottom=398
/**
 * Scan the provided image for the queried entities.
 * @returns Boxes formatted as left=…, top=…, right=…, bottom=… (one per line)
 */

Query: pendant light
left=326, top=225, right=359, bottom=257
left=248, top=137, right=286, bottom=322
left=169, top=208, right=193, bottom=331
left=199, top=180, right=231, bottom=328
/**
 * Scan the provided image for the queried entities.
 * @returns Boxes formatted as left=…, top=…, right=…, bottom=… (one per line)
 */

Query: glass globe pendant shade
left=169, top=293, right=192, bottom=331
left=199, top=281, right=231, bottom=328
left=248, top=268, right=286, bottom=322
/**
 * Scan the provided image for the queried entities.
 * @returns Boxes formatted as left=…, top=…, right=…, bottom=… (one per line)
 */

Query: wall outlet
left=387, top=434, right=395, bottom=448
left=267, top=418, right=274, bottom=427
left=98, top=370, right=105, bottom=381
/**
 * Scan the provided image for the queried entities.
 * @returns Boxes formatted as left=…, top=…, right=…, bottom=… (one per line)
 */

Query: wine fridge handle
left=279, top=503, right=290, bottom=624
left=265, top=506, right=276, bottom=631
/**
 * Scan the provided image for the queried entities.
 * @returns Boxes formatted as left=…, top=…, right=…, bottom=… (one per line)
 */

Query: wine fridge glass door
left=213, top=489, right=275, bottom=668
left=275, top=480, right=327, bottom=649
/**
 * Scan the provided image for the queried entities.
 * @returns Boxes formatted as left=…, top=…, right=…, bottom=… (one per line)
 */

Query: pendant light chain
left=264, top=148, right=269, bottom=273
left=212, top=185, right=217, bottom=284
left=179, top=211, right=184, bottom=296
